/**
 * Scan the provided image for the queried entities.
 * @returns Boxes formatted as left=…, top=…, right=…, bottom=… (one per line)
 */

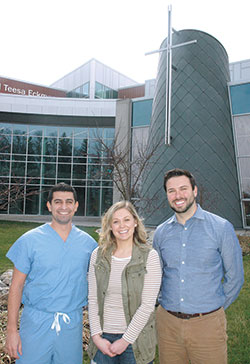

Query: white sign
left=0, top=83, right=48, bottom=97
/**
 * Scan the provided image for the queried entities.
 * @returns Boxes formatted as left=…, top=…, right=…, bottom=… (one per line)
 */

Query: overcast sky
left=1, top=0, right=249, bottom=86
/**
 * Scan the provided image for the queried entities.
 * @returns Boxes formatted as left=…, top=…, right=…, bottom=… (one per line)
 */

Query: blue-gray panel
left=141, top=30, right=242, bottom=228
left=132, top=99, right=153, bottom=127
left=230, top=83, right=250, bottom=115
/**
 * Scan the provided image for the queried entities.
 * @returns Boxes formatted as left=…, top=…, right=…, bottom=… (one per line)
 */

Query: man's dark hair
left=163, top=168, right=196, bottom=191
left=47, top=183, right=78, bottom=203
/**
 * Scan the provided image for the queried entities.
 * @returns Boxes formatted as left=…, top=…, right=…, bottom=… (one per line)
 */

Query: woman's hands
left=92, top=334, right=116, bottom=357
left=92, top=334, right=130, bottom=357
left=110, top=338, right=129, bottom=355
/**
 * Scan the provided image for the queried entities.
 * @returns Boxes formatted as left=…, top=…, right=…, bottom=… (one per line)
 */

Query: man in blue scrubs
left=5, top=183, right=98, bottom=364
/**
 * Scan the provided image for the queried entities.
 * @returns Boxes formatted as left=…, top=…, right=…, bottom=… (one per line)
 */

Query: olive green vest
left=87, top=242, right=157, bottom=364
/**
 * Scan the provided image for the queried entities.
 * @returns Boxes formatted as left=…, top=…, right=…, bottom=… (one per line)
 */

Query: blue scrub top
left=6, top=223, right=98, bottom=313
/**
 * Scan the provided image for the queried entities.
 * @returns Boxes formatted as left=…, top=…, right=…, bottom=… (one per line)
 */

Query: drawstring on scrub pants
left=51, top=312, right=71, bottom=335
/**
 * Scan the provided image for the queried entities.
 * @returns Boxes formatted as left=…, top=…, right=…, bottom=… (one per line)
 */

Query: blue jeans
left=93, top=333, right=153, bottom=364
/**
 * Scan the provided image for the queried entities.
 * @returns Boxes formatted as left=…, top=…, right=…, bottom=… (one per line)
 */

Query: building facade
left=1, top=51, right=250, bottom=228
left=0, top=59, right=137, bottom=217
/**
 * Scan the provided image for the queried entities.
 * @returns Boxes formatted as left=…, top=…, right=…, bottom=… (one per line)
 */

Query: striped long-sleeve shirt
left=88, top=247, right=162, bottom=344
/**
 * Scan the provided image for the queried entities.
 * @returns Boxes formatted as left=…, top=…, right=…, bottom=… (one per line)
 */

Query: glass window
left=88, top=180, right=101, bottom=186
left=0, top=121, right=113, bottom=217
left=27, top=162, right=41, bottom=177
left=238, top=158, right=250, bottom=196
left=243, top=201, right=250, bottom=227
left=57, top=163, right=71, bottom=179
left=95, top=82, right=104, bottom=99
left=89, top=128, right=102, bottom=138
left=11, top=177, right=25, bottom=184
left=72, top=179, right=86, bottom=186
left=28, top=137, right=42, bottom=155
left=44, top=138, right=58, bottom=156
left=101, top=188, right=113, bottom=214
left=83, top=82, right=89, bottom=98
left=43, top=156, right=56, bottom=162
left=0, top=123, right=12, bottom=134
left=42, top=163, right=56, bottom=178
left=95, top=82, right=118, bottom=99
left=27, top=178, right=41, bottom=185
left=11, top=162, right=26, bottom=177
left=0, top=134, right=11, bottom=153
left=88, top=164, right=101, bottom=180
left=73, top=156, right=87, bottom=164
left=0, top=135, right=11, bottom=153
left=74, top=128, right=88, bottom=138
left=74, top=187, right=86, bottom=216
left=0, top=161, right=10, bottom=176
left=42, top=178, right=56, bottom=185
left=102, top=181, right=113, bottom=187
left=87, top=188, right=100, bottom=216
left=58, top=138, right=72, bottom=156
left=58, top=156, right=72, bottom=163
left=102, top=139, right=114, bottom=158
left=13, top=136, right=27, bottom=154
left=40, top=188, right=52, bottom=215
left=0, top=154, right=10, bottom=160
left=132, top=99, right=153, bottom=127
left=230, top=83, right=250, bottom=115
left=9, top=198, right=24, bottom=214
left=73, top=164, right=86, bottom=180
left=29, top=125, right=43, bottom=136
left=25, top=187, right=40, bottom=214
left=12, top=155, right=26, bottom=161
left=103, top=128, right=115, bottom=138
left=13, top=125, right=27, bottom=135
left=0, top=181, right=9, bottom=213
left=28, top=155, right=41, bottom=162
left=73, top=139, right=88, bottom=156
left=9, top=184, right=25, bottom=214
left=68, top=82, right=90, bottom=99
left=57, top=179, right=71, bottom=185
left=102, top=165, right=113, bottom=180
left=59, top=128, right=73, bottom=138
left=44, top=127, right=58, bottom=137
left=88, top=140, right=102, bottom=157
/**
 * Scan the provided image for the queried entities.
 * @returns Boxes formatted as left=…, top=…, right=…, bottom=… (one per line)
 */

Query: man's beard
left=170, top=197, right=196, bottom=214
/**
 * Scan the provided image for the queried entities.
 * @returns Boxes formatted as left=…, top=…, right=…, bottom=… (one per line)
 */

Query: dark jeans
left=93, top=333, right=153, bottom=364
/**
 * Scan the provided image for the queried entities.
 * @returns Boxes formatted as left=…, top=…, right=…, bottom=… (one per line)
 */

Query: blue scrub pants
left=17, top=306, right=83, bottom=364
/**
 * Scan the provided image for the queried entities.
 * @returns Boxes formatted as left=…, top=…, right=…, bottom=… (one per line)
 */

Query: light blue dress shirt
left=153, top=205, right=244, bottom=314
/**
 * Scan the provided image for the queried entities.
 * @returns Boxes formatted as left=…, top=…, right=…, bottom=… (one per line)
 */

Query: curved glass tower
left=141, top=30, right=242, bottom=228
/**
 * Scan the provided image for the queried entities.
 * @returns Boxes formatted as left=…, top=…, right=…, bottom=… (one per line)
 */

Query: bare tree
left=0, top=135, right=41, bottom=213
left=197, top=182, right=219, bottom=211
left=90, top=130, right=163, bottom=209
left=0, top=177, right=41, bottom=213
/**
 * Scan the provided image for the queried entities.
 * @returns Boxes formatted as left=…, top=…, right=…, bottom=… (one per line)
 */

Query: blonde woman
left=88, top=201, right=162, bottom=364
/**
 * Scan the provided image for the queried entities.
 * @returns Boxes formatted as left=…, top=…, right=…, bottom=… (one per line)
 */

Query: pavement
left=0, top=214, right=249, bottom=235
left=0, top=214, right=102, bottom=227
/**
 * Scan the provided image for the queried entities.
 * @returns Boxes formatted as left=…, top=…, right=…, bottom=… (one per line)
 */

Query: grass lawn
left=0, top=220, right=99, bottom=274
left=0, top=221, right=249, bottom=363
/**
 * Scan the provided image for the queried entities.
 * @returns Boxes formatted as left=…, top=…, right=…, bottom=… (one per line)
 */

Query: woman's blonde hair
left=99, top=201, right=147, bottom=254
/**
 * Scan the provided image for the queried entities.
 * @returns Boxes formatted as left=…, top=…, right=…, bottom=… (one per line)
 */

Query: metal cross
left=145, top=5, right=197, bottom=145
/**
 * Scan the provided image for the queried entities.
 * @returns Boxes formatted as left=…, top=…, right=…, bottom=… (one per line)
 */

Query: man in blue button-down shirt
left=153, top=168, right=244, bottom=364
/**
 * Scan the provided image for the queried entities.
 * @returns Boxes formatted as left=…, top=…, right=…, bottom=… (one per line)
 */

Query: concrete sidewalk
left=0, top=214, right=249, bottom=235
left=0, top=214, right=101, bottom=227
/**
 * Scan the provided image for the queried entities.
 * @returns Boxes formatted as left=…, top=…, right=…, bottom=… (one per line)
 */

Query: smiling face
left=47, top=191, right=79, bottom=226
left=111, top=208, right=137, bottom=244
left=166, top=175, right=197, bottom=216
